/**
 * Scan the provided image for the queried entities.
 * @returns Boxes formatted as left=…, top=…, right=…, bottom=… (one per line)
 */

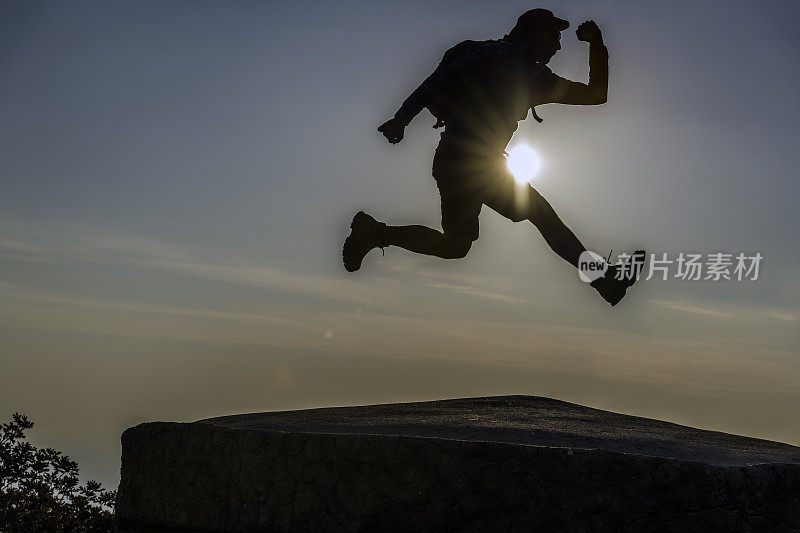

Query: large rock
left=116, top=395, right=800, bottom=531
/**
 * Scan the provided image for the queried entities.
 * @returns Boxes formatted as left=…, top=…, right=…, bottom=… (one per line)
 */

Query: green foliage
left=0, top=413, right=115, bottom=532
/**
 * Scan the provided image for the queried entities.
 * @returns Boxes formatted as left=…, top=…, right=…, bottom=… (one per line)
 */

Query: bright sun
left=506, top=144, right=541, bottom=185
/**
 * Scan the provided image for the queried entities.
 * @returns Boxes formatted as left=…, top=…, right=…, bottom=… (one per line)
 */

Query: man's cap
left=515, top=8, right=569, bottom=32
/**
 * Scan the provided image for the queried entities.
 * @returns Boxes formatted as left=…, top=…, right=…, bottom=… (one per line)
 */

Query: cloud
left=652, top=299, right=799, bottom=326
left=1, top=229, right=390, bottom=307
left=0, top=235, right=66, bottom=260
left=0, top=284, right=309, bottom=329
left=652, top=299, right=732, bottom=318
left=385, top=257, right=529, bottom=304
left=424, top=281, right=526, bottom=304
left=760, top=310, right=798, bottom=322
left=87, top=236, right=396, bottom=306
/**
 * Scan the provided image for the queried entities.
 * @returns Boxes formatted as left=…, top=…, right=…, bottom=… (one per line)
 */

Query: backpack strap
left=529, top=62, right=550, bottom=123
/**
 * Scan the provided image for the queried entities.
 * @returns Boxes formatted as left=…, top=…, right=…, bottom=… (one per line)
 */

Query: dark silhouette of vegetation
left=0, top=413, right=115, bottom=532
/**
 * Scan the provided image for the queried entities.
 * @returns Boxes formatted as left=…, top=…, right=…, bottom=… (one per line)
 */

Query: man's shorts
left=432, top=142, right=534, bottom=241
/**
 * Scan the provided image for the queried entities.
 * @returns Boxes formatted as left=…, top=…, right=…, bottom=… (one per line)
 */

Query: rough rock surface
left=116, top=395, right=800, bottom=532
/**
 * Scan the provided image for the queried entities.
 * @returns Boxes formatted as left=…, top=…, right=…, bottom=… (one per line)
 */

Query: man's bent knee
left=442, top=237, right=472, bottom=259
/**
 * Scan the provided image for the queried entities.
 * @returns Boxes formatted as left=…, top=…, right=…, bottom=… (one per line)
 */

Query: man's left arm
left=538, top=20, right=608, bottom=106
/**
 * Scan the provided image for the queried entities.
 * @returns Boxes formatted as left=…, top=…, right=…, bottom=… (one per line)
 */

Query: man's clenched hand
left=378, top=118, right=405, bottom=144
left=576, top=20, right=603, bottom=45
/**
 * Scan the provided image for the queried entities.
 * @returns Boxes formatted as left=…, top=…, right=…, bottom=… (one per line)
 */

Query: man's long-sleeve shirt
left=393, top=39, right=608, bottom=153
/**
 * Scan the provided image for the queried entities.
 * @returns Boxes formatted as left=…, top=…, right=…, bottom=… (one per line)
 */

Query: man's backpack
left=425, top=39, right=496, bottom=128
left=425, top=38, right=544, bottom=128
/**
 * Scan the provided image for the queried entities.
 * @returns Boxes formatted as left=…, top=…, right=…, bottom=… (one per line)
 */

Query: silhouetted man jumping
left=343, top=8, right=644, bottom=306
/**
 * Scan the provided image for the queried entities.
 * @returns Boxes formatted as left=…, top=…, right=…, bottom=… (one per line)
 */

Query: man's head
left=508, top=8, right=569, bottom=63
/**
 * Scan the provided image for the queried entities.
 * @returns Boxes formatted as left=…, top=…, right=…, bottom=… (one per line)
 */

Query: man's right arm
left=379, top=41, right=495, bottom=143
left=393, top=69, right=440, bottom=127
left=379, top=51, right=454, bottom=143
left=378, top=72, right=436, bottom=144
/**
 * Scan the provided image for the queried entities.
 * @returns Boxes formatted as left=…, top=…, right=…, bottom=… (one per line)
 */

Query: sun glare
left=506, top=144, right=541, bottom=185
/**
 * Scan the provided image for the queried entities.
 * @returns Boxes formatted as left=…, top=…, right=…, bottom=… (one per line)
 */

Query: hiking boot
left=343, top=211, right=387, bottom=272
left=590, top=250, right=646, bottom=306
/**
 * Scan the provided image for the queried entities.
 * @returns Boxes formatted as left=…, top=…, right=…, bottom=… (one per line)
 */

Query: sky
left=1, top=0, right=799, bottom=489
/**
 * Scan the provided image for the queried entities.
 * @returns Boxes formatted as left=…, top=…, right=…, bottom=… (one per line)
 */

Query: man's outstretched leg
left=522, top=188, right=645, bottom=306
left=486, top=182, right=588, bottom=267
left=488, top=184, right=644, bottom=306
left=523, top=187, right=587, bottom=269
left=343, top=211, right=472, bottom=272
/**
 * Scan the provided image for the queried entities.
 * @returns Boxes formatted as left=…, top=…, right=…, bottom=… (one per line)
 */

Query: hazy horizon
left=1, top=0, right=799, bottom=489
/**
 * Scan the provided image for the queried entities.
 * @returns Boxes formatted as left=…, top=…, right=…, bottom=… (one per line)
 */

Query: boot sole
left=342, top=211, right=373, bottom=272
left=600, top=250, right=646, bottom=306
